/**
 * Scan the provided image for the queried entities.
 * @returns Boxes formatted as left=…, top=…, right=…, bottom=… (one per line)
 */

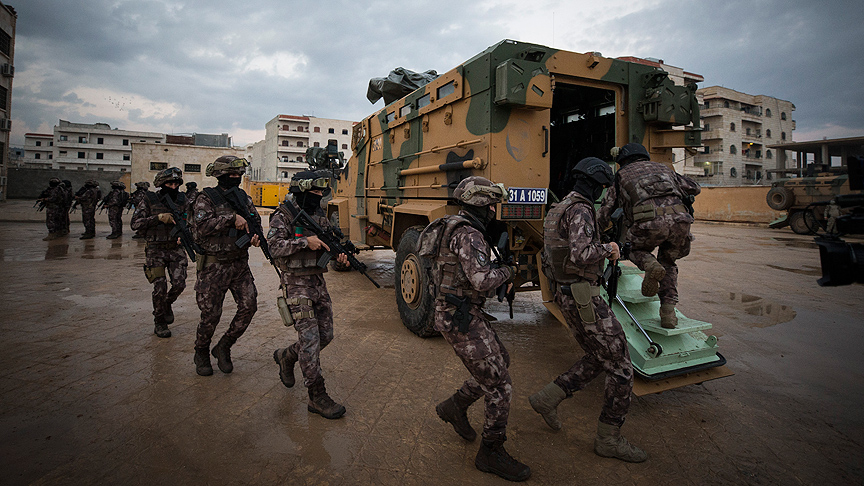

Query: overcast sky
left=9, top=0, right=863, bottom=147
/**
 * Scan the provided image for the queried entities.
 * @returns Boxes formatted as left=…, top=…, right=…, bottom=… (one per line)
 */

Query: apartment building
left=694, top=86, right=796, bottom=186
left=249, top=114, right=355, bottom=181
left=22, top=133, right=53, bottom=168
left=0, top=2, right=15, bottom=201
left=51, top=120, right=165, bottom=172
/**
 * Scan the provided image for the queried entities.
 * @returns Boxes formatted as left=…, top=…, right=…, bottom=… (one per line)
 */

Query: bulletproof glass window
left=385, top=112, right=396, bottom=123
left=437, top=81, right=455, bottom=100
left=417, top=93, right=431, bottom=109
left=400, top=104, right=412, bottom=118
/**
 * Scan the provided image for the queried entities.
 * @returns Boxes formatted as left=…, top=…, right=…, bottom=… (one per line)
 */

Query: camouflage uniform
left=549, top=192, right=633, bottom=427
left=42, top=183, right=67, bottom=238
left=269, top=198, right=335, bottom=387
left=428, top=214, right=515, bottom=442
left=130, top=190, right=189, bottom=333
left=77, top=184, right=102, bottom=237
left=130, top=186, right=151, bottom=238
left=184, top=186, right=199, bottom=214
left=598, top=159, right=700, bottom=306
left=191, top=187, right=259, bottom=355
left=61, top=181, right=73, bottom=234
left=105, top=185, right=127, bottom=238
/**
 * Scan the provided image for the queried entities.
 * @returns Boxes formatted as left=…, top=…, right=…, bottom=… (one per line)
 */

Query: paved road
left=1, top=200, right=862, bottom=485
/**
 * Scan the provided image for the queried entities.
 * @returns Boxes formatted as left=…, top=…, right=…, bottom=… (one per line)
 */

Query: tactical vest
left=423, top=215, right=486, bottom=302
left=542, top=193, right=604, bottom=284
left=272, top=202, right=328, bottom=276
left=195, top=187, right=248, bottom=259
left=143, top=192, right=186, bottom=243
left=619, top=161, right=687, bottom=223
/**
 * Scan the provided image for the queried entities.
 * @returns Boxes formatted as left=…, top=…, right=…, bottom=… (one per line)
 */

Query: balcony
left=277, top=145, right=307, bottom=154
left=279, top=129, right=309, bottom=138
left=701, top=129, right=721, bottom=140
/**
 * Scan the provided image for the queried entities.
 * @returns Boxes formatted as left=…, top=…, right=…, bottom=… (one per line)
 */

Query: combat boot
left=79, top=233, right=95, bottom=240
left=640, top=259, right=666, bottom=297
left=435, top=390, right=477, bottom=441
left=211, top=335, right=236, bottom=373
left=307, top=378, right=346, bottom=419
left=273, top=347, right=298, bottom=388
left=474, top=438, right=531, bottom=482
left=164, top=303, right=175, bottom=325
left=528, top=382, right=567, bottom=430
left=153, top=321, right=171, bottom=338
left=594, top=421, right=648, bottom=463
left=194, top=348, right=213, bottom=376
left=106, top=233, right=120, bottom=239
left=660, top=303, right=678, bottom=329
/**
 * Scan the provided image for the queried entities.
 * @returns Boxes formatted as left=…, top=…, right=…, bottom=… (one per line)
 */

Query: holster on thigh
left=143, top=265, right=166, bottom=284
left=570, top=281, right=597, bottom=324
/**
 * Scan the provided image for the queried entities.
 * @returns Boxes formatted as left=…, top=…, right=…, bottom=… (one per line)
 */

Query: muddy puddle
left=770, top=237, right=818, bottom=249
left=728, top=292, right=797, bottom=327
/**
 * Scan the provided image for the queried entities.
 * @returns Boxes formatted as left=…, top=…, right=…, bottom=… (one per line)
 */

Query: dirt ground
left=1, top=199, right=862, bottom=485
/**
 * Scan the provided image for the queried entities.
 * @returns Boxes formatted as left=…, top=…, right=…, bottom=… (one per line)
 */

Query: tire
left=788, top=211, right=815, bottom=235
left=766, top=187, right=794, bottom=210
left=328, top=211, right=350, bottom=272
left=395, top=225, right=438, bottom=337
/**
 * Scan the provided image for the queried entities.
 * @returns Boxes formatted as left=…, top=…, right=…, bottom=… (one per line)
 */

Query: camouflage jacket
left=268, top=198, right=330, bottom=276
left=130, top=190, right=186, bottom=242
left=105, top=188, right=127, bottom=208
left=191, top=187, right=259, bottom=257
left=43, top=185, right=66, bottom=208
left=130, top=189, right=149, bottom=207
left=77, top=187, right=102, bottom=209
left=562, top=193, right=615, bottom=285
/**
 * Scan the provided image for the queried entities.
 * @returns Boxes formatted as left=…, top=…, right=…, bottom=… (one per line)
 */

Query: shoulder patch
left=267, top=227, right=278, bottom=239
left=476, top=249, right=488, bottom=266
left=585, top=225, right=594, bottom=238
left=195, top=210, right=207, bottom=222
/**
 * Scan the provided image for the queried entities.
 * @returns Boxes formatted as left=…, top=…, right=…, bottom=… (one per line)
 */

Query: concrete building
left=693, top=86, right=796, bottom=186
left=131, top=142, right=244, bottom=191
left=52, top=120, right=165, bottom=172
left=250, top=115, right=355, bottom=182
left=0, top=2, right=16, bottom=201
left=21, top=133, right=54, bottom=169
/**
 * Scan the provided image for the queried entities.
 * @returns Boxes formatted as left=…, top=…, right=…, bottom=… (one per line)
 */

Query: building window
left=704, top=101, right=710, bottom=109
left=184, top=164, right=201, bottom=173
left=59, top=150, right=67, bottom=156
left=766, top=129, right=772, bottom=138
left=282, top=171, right=289, bottom=178
left=60, top=135, right=68, bottom=141
left=50, top=142, right=53, bottom=146
left=730, top=122, right=735, bottom=131
left=314, top=127, right=320, bottom=133
left=297, top=141, right=304, bottom=147
left=730, top=146, right=737, bottom=154
left=296, top=156, right=303, bottom=162
left=328, top=139, right=337, bottom=147
left=781, top=112, right=787, bottom=120
left=746, top=128, right=751, bottom=135
left=97, top=137, right=104, bottom=144
left=150, top=162, right=168, bottom=171
left=123, top=139, right=129, bottom=146
left=49, top=154, right=53, bottom=160
left=342, top=144, right=348, bottom=149
left=283, top=125, right=289, bottom=130
left=704, top=123, right=710, bottom=131
left=123, top=154, right=130, bottom=161
left=78, top=136, right=87, bottom=143
left=342, top=129, right=349, bottom=135
left=766, top=150, right=773, bottom=159
left=78, top=152, right=86, bottom=158
left=0, top=28, right=10, bottom=56
left=282, top=140, right=289, bottom=146
left=724, top=101, right=730, bottom=108
left=96, top=153, right=104, bottom=159
left=766, top=109, right=772, bottom=117
left=781, top=132, right=786, bottom=140
left=703, top=146, right=710, bottom=154
left=328, top=128, right=335, bottom=134
left=35, top=153, right=41, bottom=159
left=36, top=141, right=42, bottom=147
left=314, top=142, right=320, bottom=147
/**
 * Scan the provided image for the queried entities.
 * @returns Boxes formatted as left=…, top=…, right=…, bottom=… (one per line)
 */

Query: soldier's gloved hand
left=158, top=213, right=175, bottom=225
left=608, top=242, right=620, bottom=261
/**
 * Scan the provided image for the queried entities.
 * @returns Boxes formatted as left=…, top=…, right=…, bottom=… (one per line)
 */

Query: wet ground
left=1, top=200, right=862, bottom=485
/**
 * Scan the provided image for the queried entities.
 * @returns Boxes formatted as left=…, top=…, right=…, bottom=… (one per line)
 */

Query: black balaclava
left=298, top=191, right=323, bottom=213
left=49, top=180, right=60, bottom=187
left=217, top=174, right=242, bottom=189
left=161, top=184, right=180, bottom=200
left=572, top=176, right=605, bottom=203
left=462, top=204, right=496, bottom=233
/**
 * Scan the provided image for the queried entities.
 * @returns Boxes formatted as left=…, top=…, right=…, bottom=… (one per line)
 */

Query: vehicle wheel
left=766, top=187, right=794, bottom=210
left=803, top=209, right=824, bottom=234
left=788, top=211, right=815, bottom=235
left=395, top=225, right=437, bottom=337
left=328, top=211, right=350, bottom=272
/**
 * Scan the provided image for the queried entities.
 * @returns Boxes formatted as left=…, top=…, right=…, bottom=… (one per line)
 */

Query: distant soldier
left=61, top=180, right=73, bottom=235
left=183, top=181, right=199, bottom=212
left=271, top=171, right=349, bottom=420
left=825, top=199, right=841, bottom=234
left=598, top=143, right=701, bottom=329
left=417, top=176, right=530, bottom=482
left=104, top=181, right=129, bottom=239
left=40, top=178, right=67, bottom=241
left=190, top=156, right=260, bottom=376
left=130, top=168, right=189, bottom=338
left=76, top=180, right=102, bottom=240
left=529, top=157, right=647, bottom=463
left=130, top=182, right=152, bottom=239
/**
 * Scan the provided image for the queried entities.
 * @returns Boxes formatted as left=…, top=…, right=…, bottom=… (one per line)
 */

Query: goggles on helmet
left=460, top=182, right=508, bottom=203
left=290, top=176, right=331, bottom=192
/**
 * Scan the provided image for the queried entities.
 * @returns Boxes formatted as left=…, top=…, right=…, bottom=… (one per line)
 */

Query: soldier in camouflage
left=130, top=168, right=189, bottom=338
left=130, top=182, right=151, bottom=239
left=40, top=178, right=67, bottom=241
left=598, top=143, right=701, bottom=328
left=61, top=180, right=73, bottom=236
left=271, top=170, right=349, bottom=420
left=183, top=181, right=199, bottom=213
left=76, top=180, right=102, bottom=240
left=529, top=157, right=647, bottom=464
left=190, top=156, right=260, bottom=376
left=418, top=176, right=530, bottom=482
left=105, top=181, right=128, bottom=239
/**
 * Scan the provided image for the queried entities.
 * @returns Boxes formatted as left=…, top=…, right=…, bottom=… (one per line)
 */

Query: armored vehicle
left=767, top=172, right=862, bottom=234
left=330, top=40, right=729, bottom=393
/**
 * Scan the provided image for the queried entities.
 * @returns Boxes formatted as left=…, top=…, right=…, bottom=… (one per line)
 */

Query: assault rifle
left=97, top=195, right=109, bottom=214
left=488, top=224, right=516, bottom=318
left=160, top=193, right=204, bottom=263
left=221, top=186, right=281, bottom=279
left=282, top=201, right=381, bottom=288
left=601, top=207, right=631, bottom=300
left=69, top=200, right=80, bottom=213
left=34, top=200, right=47, bottom=212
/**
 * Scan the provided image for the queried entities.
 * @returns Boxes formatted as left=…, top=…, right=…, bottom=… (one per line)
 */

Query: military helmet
left=49, top=177, right=61, bottom=186
left=613, top=143, right=650, bottom=165
left=135, top=181, right=150, bottom=189
left=206, top=155, right=248, bottom=177
left=62, top=180, right=72, bottom=188
left=185, top=181, right=197, bottom=189
left=289, top=170, right=331, bottom=196
left=85, top=179, right=99, bottom=187
left=453, top=176, right=508, bottom=207
left=571, top=157, right=614, bottom=187
left=110, top=180, right=126, bottom=190
left=154, top=167, right=183, bottom=187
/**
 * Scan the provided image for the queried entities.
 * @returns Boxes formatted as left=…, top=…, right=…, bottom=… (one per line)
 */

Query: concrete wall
left=6, top=168, right=131, bottom=198
left=131, top=142, right=243, bottom=190
left=693, top=185, right=783, bottom=223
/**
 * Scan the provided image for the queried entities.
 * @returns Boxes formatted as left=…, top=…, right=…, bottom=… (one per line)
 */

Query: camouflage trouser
left=281, top=274, right=334, bottom=387
left=45, top=206, right=64, bottom=234
left=146, top=245, right=188, bottom=324
left=628, top=216, right=692, bottom=305
left=194, top=258, right=258, bottom=350
left=64, top=205, right=71, bottom=231
left=81, top=206, right=96, bottom=235
left=553, top=291, right=633, bottom=427
left=108, top=206, right=123, bottom=235
left=437, top=305, right=512, bottom=441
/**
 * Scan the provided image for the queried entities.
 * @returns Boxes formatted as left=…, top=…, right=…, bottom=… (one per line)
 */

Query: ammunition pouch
left=560, top=281, right=601, bottom=324
left=277, top=292, right=315, bottom=326
left=632, top=203, right=688, bottom=223
left=143, top=265, right=166, bottom=283
left=196, top=252, right=248, bottom=271
left=444, top=293, right=474, bottom=333
left=146, top=240, right=179, bottom=250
